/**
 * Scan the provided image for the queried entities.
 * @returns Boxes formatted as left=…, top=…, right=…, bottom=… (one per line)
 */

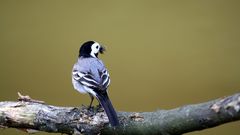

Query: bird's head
left=79, top=41, right=105, bottom=58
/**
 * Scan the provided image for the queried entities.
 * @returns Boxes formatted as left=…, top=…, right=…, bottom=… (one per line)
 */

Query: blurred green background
left=0, top=0, right=240, bottom=134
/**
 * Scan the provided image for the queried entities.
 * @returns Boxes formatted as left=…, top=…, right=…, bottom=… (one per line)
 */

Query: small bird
left=72, top=41, right=119, bottom=126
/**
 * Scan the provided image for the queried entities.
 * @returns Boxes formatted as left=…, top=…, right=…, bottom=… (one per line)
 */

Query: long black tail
left=96, top=92, right=119, bottom=126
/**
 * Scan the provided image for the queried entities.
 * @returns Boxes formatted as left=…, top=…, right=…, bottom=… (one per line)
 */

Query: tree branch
left=0, top=92, right=240, bottom=135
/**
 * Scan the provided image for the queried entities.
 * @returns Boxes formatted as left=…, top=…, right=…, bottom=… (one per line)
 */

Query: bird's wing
left=98, top=69, right=111, bottom=90
left=72, top=69, right=110, bottom=91
left=72, top=70, right=100, bottom=89
left=72, top=58, right=110, bottom=90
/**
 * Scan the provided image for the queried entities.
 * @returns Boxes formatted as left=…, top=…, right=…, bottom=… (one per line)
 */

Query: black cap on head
left=79, top=41, right=95, bottom=58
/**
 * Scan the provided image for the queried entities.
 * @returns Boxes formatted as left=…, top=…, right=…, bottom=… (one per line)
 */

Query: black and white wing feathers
left=73, top=69, right=110, bottom=91
left=73, top=70, right=99, bottom=89
left=98, top=69, right=110, bottom=90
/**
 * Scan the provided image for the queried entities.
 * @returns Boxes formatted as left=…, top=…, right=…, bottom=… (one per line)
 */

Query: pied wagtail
left=72, top=41, right=119, bottom=126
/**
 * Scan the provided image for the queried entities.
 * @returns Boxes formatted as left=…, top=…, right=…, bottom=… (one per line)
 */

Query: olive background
left=0, top=0, right=240, bottom=135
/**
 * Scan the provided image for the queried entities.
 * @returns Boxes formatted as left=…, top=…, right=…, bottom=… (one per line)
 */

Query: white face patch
left=90, top=42, right=100, bottom=58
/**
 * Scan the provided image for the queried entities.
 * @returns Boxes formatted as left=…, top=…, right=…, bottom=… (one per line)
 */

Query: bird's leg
left=88, top=94, right=94, bottom=109
left=97, top=103, right=102, bottom=107
left=96, top=102, right=104, bottom=112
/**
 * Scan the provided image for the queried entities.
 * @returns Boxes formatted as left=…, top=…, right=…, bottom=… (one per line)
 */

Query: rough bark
left=0, top=92, right=239, bottom=135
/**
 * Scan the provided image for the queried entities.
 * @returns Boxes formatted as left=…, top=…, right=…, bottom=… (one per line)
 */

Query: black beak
left=99, top=46, right=106, bottom=54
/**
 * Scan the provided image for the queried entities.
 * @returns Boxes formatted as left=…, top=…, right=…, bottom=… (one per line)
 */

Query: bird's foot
left=88, top=105, right=94, bottom=111
left=96, top=104, right=104, bottom=112
left=80, top=105, right=95, bottom=116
